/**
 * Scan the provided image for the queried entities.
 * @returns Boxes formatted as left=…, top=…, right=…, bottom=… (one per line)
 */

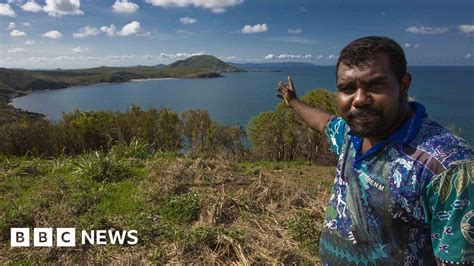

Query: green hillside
left=168, top=55, right=244, bottom=73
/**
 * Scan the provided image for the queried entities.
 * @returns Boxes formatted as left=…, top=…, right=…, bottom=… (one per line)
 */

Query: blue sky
left=0, top=0, right=473, bottom=69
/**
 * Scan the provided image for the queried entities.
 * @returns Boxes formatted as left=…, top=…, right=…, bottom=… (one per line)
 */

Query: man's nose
left=352, top=88, right=372, bottom=108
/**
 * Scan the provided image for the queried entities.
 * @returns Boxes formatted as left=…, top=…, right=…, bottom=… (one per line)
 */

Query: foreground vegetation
left=0, top=146, right=334, bottom=263
left=0, top=88, right=338, bottom=263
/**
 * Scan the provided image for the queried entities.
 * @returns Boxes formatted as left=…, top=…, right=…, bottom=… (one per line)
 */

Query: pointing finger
left=288, top=76, right=294, bottom=91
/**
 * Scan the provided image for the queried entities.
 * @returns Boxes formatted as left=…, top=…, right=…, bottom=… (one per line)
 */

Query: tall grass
left=73, top=152, right=132, bottom=182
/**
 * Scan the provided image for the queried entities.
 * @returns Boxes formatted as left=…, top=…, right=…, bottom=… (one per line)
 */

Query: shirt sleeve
left=422, top=160, right=474, bottom=264
left=324, top=116, right=347, bottom=157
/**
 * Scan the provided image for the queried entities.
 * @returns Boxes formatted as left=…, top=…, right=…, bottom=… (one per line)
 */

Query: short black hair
left=336, top=36, right=407, bottom=84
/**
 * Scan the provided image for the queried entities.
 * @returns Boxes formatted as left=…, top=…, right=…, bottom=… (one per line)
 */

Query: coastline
left=2, top=77, right=173, bottom=122
left=131, top=77, right=176, bottom=82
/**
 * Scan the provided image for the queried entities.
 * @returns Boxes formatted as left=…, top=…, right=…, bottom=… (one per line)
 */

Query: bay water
left=11, top=66, right=474, bottom=144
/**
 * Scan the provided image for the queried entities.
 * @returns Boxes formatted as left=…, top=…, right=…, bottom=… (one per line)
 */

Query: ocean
left=11, top=66, right=474, bottom=144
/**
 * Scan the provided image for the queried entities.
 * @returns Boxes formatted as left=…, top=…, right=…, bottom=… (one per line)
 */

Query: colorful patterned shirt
left=320, top=102, right=473, bottom=265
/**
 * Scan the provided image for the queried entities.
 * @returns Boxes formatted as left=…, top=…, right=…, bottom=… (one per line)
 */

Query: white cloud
left=112, top=0, right=139, bottom=14
left=459, top=25, right=474, bottom=34
left=145, top=0, right=243, bottom=13
left=315, top=55, right=322, bottom=59
left=25, top=40, right=35, bottom=45
left=288, top=28, right=302, bottom=34
left=42, top=30, right=62, bottom=39
left=8, top=48, right=25, bottom=53
left=264, top=54, right=275, bottom=60
left=0, top=3, right=16, bottom=17
left=404, top=43, right=420, bottom=48
left=264, top=54, right=313, bottom=60
left=10, top=29, right=27, bottom=37
left=180, top=17, right=197, bottom=24
left=157, top=51, right=206, bottom=60
left=100, top=24, right=117, bottom=36
left=405, top=26, right=448, bottom=34
left=219, top=55, right=237, bottom=61
left=117, top=21, right=142, bottom=36
left=100, top=21, right=147, bottom=37
left=43, top=0, right=84, bottom=17
left=29, top=56, right=48, bottom=62
left=72, top=47, right=87, bottom=53
left=465, top=53, right=472, bottom=59
left=73, top=26, right=100, bottom=38
left=21, top=1, right=42, bottom=12
left=327, top=55, right=338, bottom=59
left=241, top=23, right=268, bottom=34
left=7, top=22, right=15, bottom=30
left=23, top=22, right=31, bottom=27
left=277, top=54, right=312, bottom=59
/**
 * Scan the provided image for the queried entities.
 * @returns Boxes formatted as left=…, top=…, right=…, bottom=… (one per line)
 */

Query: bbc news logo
left=11, top=228, right=138, bottom=247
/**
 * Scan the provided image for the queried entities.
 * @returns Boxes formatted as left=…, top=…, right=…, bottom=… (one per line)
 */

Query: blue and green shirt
left=320, top=102, right=473, bottom=265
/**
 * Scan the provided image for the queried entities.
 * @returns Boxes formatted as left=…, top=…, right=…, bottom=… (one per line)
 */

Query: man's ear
left=401, top=73, right=412, bottom=94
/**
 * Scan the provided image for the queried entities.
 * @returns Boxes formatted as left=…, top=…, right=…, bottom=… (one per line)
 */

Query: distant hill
left=168, top=55, right=244, bottom=73
left=0, top=55, right=243, bottom=103
left=228, top=62, right=317, bottom=69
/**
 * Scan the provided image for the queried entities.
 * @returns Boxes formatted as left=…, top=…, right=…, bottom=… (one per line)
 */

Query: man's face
left=336, top=53, right=409, bottom=139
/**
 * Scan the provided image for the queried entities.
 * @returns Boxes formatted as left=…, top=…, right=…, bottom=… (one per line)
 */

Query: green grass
left=284, top=210, right=321, bottom=255
left=95, top=179, right=142, bottom=220
left=157, top=193, right=200, bottom=224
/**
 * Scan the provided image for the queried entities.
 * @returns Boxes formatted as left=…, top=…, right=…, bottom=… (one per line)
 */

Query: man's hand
left=275, top=75, right=332, bottom=133
left=276, top=76, right=298, bottom=108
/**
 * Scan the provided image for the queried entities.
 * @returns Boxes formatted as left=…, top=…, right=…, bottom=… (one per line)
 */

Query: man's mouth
left=347, top=108, right=382, bottom=123
left=352, top=113, right=377, bottom=122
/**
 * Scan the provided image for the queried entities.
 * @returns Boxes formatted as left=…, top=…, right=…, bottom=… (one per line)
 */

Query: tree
left=248, top=89, right=338, bottom=162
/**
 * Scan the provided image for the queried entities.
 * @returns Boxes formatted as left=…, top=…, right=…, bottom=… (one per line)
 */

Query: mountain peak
left=168, top=55, right=243, bottom=72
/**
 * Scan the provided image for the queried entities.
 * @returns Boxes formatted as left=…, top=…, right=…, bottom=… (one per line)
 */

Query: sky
left=0, top=0, right=473, bottom=69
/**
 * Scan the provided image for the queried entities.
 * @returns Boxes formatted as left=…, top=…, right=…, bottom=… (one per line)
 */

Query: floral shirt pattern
left=320, top=102, right=473, bottom=265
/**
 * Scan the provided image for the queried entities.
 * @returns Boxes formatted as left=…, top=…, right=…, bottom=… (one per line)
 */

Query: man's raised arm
left=276, top=76, right=333, bottom=133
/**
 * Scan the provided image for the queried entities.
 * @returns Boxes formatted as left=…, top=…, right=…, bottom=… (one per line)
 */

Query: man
left=276, top=36, right=473, bottom=265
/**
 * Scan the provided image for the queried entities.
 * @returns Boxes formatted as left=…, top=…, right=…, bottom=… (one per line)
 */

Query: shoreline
left=130, top=77, right=176, bottom=82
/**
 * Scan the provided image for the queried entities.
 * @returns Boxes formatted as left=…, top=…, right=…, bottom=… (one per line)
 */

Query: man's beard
left=345, top=107, right=387, bottom=138
left=345, top=101, right=405, bottom=138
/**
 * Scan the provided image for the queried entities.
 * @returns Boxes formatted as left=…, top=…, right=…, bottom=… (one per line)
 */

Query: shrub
left=181, top=109, right=245, bottom=158
left=73, top=152, right=132, bottom=182
left=57, top=110, right=118, bottom=154
left=109, top=138, right=152, bottom=159
left=248, top=89, right=337, bottom=162
left=0, top=117, right=55, bottom=156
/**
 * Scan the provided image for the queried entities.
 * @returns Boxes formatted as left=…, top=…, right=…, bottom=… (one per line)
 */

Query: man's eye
left=368, top=83, right=384, bottom=90
left=338, top=86, right=354, bottom=92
